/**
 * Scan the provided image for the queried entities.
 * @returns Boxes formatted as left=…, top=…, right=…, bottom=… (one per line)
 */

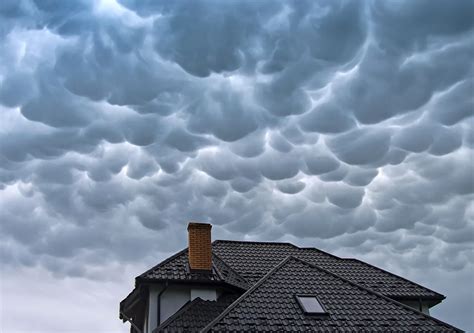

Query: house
left=120, top=222, right=462, bottom=332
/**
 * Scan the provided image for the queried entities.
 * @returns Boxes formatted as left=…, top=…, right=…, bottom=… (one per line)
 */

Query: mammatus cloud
left=0, top=0, right=473, bottom=331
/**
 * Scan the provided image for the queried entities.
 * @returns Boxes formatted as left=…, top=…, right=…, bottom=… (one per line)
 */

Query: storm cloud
left=0, top=0, right=473, bottom=332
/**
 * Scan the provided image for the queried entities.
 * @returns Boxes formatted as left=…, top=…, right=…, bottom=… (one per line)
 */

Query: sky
left=0, top=0, right=473, bottom=332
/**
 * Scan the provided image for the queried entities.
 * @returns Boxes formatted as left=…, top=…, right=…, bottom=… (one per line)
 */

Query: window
left=295, top=295, right=328, bottom=315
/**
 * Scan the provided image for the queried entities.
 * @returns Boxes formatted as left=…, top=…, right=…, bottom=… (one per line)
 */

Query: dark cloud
left=151, top=1, right=256, bottom=77
left=326, top=183, right=365, bottom=209
left=21, top=72, right=98, bottom=127
left=303, top=152, right=340, bottom=175
left=258, top=149, right=301, bottom=180
left=343, top=168, right=378, bottom=187
left=430, top=79, right=474, bottom=126
left=0, top=0, right=473, bottom=332
left=276, top=180, right=306, bottom=194
left=0, top=71, right=36, bottom=107
left=327, top=128, right=392, bottom=165
left=186, top=85, right=260, bottom=142
left=299, top=102, right=356, bottom=134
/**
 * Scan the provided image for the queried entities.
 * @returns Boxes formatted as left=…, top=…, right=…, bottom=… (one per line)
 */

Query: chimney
left=187, top=222, right=212, bottom=272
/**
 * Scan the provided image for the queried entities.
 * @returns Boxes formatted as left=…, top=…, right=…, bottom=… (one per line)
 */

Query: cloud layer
left=0, top=0, right=473, bottom=331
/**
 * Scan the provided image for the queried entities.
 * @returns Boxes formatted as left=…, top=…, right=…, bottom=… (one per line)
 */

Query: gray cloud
left=300, top=102, right=356, bottom=134
left=0, top=0, right=473, bottom=332
left=327, top=128, right=392, bottom=165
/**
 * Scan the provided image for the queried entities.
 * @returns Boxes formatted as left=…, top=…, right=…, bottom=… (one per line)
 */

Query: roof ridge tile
left=213, top=239, right=299, bottom=248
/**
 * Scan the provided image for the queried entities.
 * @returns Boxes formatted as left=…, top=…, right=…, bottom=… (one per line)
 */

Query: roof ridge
left=298, top=246, right=342, bottom=260
left=155, top=297, right=203, bottom=332
left=288, top=256, right=462, bottom=332
left=342, top=258, right=445, bottom=299
left=213, top=239, right=298, bottom=248
left=200, top=256, right=295, bottom=333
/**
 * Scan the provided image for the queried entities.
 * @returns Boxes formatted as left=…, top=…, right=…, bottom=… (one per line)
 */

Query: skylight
left=296, top=295, right=327, bottom=315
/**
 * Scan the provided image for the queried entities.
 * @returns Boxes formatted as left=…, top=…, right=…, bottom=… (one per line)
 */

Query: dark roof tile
left=138, top=248, right=249, bottom=291
left=127, top=240, right=458, bottom=331
left=137, top=240, right=445, bottom=302
left=201, top=257, right=461, bottom=332
left=212, top=240, right=444, bottom=299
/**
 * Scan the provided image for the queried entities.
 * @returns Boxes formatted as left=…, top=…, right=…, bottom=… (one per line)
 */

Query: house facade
left=120, top=222, right=462, bottom=332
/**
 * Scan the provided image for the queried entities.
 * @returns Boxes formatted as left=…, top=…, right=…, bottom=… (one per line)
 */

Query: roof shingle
left=201, top=257, right=460, bottom=332
left=138, top=248, right=249, bottom=291
left=212, top=240, right=444, bottom=300
left=128, top=240, right=460, bottom=332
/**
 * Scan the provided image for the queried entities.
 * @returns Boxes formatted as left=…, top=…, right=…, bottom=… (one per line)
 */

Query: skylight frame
left=295, top=294, right=329, bottom=316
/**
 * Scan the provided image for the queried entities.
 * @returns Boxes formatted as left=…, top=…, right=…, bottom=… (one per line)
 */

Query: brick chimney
left=187, top=222, right=212, bottom=272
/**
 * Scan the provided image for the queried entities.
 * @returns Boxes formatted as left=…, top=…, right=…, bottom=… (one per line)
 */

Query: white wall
left=160, top=288, right=191, bottom=324
left=191, top=287, right=217, bottom=301
left=145, top=284, right=219, bottom=332
left=147, top=285, right=161, bottom=333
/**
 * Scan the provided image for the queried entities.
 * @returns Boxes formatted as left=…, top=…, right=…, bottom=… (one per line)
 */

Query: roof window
left=295, top=295, right=328, bottom=315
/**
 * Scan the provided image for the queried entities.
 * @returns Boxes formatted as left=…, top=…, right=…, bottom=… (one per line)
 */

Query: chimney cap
left=187, top=222, right=212, bottom=230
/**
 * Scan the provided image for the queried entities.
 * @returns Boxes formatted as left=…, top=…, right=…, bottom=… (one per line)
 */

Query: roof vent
left=187, top=222, right=212, bottom=273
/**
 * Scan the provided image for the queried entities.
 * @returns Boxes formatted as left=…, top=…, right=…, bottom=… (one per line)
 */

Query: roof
left=155, top=294, right=237, bottom=333
left=125, top=240, right=460, bottom=332
left=211, top=240, right=444, bottom=300
left=201, top=256, right=461, bottom=332
left=137, top=248, right=249, bottom=291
